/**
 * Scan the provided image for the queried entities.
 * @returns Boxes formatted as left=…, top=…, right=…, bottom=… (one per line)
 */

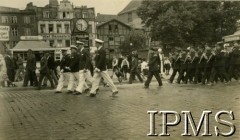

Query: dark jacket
left=40, top=56, right=49, bottom=74
left=4, top=55, right=14, bottom=70
left=69, top=53, right=80, bottom=72
left=214, top=51, right=226, bottom=67
left=95, top=47, right=107, bottom=71
left=130, top=56, right=138, bottom=72
left=79, top=48, right=91, bottom=70
left=148, top=53, right=160, bottom=72
left=229, top=49, right=240, bottom=65
left=47, top=55, right=56, bottom=70
left=26, top=54, right=36, bottom=70
left=60, top=54, right=71, bottom=72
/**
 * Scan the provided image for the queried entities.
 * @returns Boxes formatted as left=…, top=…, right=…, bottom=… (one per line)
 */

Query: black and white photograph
left=0, top=0, right=239, bottom=139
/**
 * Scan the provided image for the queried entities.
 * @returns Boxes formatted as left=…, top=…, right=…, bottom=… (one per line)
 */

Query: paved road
left=0, top=80, right=239, bottom=140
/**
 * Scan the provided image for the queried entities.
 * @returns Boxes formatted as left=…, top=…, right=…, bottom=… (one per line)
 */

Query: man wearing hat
left=228, top=44, right=240, bottom=83
left=55, top=49, right=71, bottom=93
left=89, top=39, right=118, bottom=97
left=23, top=49, right=38, bottom=87
left=74, top=42, right=93, bottom=95
left=66, top=45, right=80, bottom=93
left=144, top=47, right=162, bottom=88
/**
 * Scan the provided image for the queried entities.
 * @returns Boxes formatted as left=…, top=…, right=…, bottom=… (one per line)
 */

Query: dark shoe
left=89, top=93, right=96, bottom=97
left=55, top=91, right=62, bottom=94
left=112, top=91, right=118, bottom=96
left=66, top=90, right=73, bottom=94
left=73, top=92, right=82, bottom=95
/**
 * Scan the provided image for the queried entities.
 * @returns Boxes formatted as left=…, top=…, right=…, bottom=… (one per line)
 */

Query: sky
left=0, top=0, right=132, bottom=15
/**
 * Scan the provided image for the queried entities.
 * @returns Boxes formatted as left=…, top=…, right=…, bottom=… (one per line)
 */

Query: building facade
left=38, top=19, right=71, bottom=47
left=97, top=19, right=131, bottom=58
left=0, top=6, right=38, bottom=49
left=26, top=0, right=96, bottom=48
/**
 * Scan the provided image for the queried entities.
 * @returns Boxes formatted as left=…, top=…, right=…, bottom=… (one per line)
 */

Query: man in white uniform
left=74, top=42, right=93, bottom=95
left=89, top=39, right=118, bottom=97
left=66, top=45, right=80, bottom=93
left=55, top=49, right=70, bottom=93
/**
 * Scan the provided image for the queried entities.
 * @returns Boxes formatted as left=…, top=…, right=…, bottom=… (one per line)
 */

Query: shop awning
left=11, top=40, right=56, bottom=52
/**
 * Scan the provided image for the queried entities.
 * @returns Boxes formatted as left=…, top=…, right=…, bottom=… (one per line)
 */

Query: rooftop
left=118, top=0, right=143, bottom=15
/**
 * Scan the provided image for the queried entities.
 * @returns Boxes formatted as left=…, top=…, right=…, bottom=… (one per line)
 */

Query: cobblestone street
left=0, top=80, right=239, bottom=140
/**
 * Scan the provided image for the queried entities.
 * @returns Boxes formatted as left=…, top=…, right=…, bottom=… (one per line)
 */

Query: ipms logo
left=147, top=111, right=235, bottom=137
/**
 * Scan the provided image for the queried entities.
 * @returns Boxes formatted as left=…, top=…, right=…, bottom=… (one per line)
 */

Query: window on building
left=49, top=40, right=54, bottom=47
left=11, top=28, right=18, bottom=36
left=64, top=24, right=70, bottom=33
left=128, top=12, right=133, bottom=22
left=66, top=40, right=70, bottom=47
left=57, top=24, right=62, bottom=33
left=24, top=16, right=30, bottom=24
left=57, top=40, right=62, bottom=47
left=11, top=16, right=17, bottom=23
left=63, top=12, right=66, bottom=19
left=109, top=37, right=114, bottom=41
left=1, top=16, right=8, bottom=23
left=49, top=24, right=54, bottom=33
left=109, top=25, right=112, bottom=31
left=24, top=28, right=31, bottom=36
left=82, top=12, right=88, bottom=18
left=43, top=11, right=49, bottom=18
left=40, top=24, right=45, bottom=33
left=115, top=25, right=118, bottom=32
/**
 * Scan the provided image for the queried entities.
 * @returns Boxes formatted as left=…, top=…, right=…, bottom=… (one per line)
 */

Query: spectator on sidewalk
left=0, top=54, right=8, bottom=88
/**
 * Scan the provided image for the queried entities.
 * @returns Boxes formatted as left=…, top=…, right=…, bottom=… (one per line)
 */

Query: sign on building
left=0, top=26, right=10, bottom=41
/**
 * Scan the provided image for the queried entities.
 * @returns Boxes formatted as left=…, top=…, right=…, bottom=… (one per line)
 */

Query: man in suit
left=89, top=39, right=118, bottom=97
left=169, top=50, right=181, bottom=83
left=74, top=42, right=93, bottom=95
left=144, top=47, right=163, bottom=88
left=55, top=49, right=71, bottom=93
left=37, top=53, right=55, bottom=90
left=66, top=45, right=80, bottom=93
left=23, top=49, right=38, bottom=87
left=43, top=53, right=58, bottom=87
left=4, top=51, right=16, bottom=87
left=129, top=53, right=143, bottom=84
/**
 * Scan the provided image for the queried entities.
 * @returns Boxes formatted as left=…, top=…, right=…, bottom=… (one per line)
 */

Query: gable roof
left=97, top=19, right=132, bottom=29
left=118, top=0, right=143, bottom=15
left=96, top=14, right=118, bottom=23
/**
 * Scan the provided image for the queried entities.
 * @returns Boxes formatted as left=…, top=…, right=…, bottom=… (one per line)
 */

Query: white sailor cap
left=70, top=45, right=78, bottom=50
left=76, top=41, right=84, bottom=45
left=158, top=48, right=162, bottom=52
left=95, top=38, right=104, bottom=43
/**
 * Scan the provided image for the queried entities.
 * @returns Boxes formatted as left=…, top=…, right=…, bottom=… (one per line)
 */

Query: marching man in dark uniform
left=89, top=39, right=118, bottom=97
left=75, top=42, right=93, bottom=95
left=55, top=49, right=71, bottom=93
left=169, top=49, right=181, bottom=83
left=208, top=45, right=230, bottom=85
left=228, top=44, right=240, bottom=83
left=177, top=49, right=190, bottom=84
left=66, top=45, right=80, bottom=93
left=144, top=47, right=163, bottom=88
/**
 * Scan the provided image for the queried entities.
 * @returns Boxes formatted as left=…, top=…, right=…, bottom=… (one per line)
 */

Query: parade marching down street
left=1, top=39, right=240, bottom=96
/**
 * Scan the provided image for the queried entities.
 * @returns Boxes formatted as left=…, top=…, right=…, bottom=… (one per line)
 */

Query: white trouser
left=90, top=70, right=118, bottom=94
left=76, top=70, right=93, bottom=93
left=56, top=72, right=69, bottom=92
left=67, top=72, right=79, bottom=91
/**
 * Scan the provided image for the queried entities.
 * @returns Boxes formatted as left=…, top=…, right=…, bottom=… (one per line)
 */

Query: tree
left=119, top=31, right=147, bottom=54
left=137, top=1, right=240, bottom=48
